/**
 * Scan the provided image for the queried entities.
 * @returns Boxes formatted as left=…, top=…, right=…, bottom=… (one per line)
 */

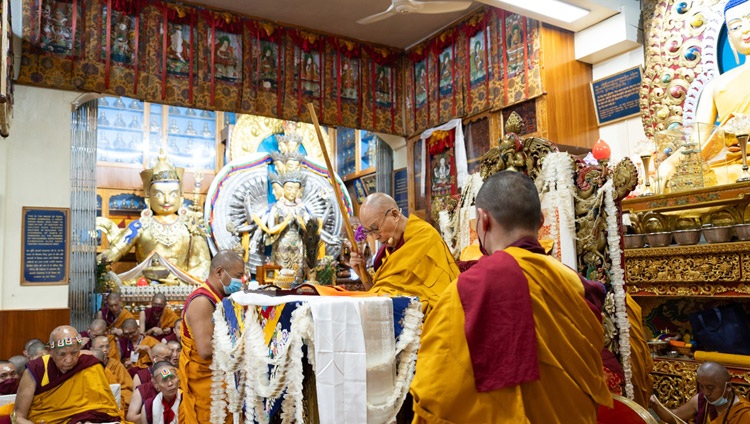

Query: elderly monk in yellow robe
left=652, top=361, right=750, bottom=423
left=98, top=292, right=135, bottom=338
left=13, top=325, right=122, bottom=424
left=92, top=335, right=133, bottom=416
left=350, top=193, right=458, bottom=318
left=140, top=293, right=179, bottom=338
left=410, top=171, right=611, bottom=423
left=179, top=250, right=245, bottom=423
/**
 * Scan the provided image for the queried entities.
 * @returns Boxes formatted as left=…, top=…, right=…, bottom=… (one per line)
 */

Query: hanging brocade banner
left=156, top=2, right=196, bottom=102
left=201, top=10, right=241, bottom=106
left=330, top=38, right=361, bottom=128
left=249, top=21, right=284, bottom=118
left=368, top=46, right=399, bottom=134
left=289, top=30, right=323, bottom=120
left=100, top=0, right=146, bottom=91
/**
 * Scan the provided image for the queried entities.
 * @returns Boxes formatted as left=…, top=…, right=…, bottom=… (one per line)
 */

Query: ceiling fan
left=357, top=0, right=474, bottom=25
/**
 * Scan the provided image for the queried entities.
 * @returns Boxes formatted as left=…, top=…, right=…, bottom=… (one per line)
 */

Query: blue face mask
left=222, top=271, right=243, bottom=295
left=705, top=382, right=729, bottom=406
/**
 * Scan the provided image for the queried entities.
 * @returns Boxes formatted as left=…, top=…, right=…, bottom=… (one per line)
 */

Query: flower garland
left=211, top=301, right=246, bottom=423
left=602, top=179, right=633, bottom=399
left=537, top=153, right=576, bottom=262
left=366, top=298, right=423, bottom=422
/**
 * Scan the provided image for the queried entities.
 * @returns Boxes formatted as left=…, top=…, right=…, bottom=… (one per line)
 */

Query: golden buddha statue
left=657, top=0, right=750, bottom=191
left=97, top=152, right=211, bottom=285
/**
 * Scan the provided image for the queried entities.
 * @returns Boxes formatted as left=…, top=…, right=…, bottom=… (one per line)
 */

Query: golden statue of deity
left=97, top=152, right=211, bottom=285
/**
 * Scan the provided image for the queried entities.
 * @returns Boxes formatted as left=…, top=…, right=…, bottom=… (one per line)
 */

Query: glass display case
left=335, top=127, right=378, bottom=179
left=97, top=96, right=219, bottom=171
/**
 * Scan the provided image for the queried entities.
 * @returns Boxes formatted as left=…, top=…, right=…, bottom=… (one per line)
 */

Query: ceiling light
left=496, top=0, right=589, bottom=23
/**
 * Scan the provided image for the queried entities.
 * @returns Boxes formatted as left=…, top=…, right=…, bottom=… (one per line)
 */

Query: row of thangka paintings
left=22, top=0, right=541, bottom=137
left=36, top=2, right=386, bottom=103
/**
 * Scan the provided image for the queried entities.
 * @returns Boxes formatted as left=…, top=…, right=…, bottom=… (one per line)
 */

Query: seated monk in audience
left=80, top=318, right=107, bottom=348
left=13, top=325, right=122, bottom=424
left=127, top=367, right=159, bottom=422
left=92, top=335, right=134, bottom=416
left=140, top=293, right=179, bottom=339
left=8, top=356, right=28, bottom=379
left=119, top=318, right=160, bottom=377
left=0, top=361, right=18, bottom=395
left=133, top=343, right=171, bottom=389
left=141, top=361, right=181, bottom=424
left=161, top=319, right=182, bottom=344
left=22, top=339, right=43, bottom=359
left=98, top=292, right=134, bottom=338
left=651, top=361, right=750, bottom=423
left=26, top=342, right=49, bottom=360
left=84, top=318, right=119, bottom=363
left=166, top=340, right=181, bottom=367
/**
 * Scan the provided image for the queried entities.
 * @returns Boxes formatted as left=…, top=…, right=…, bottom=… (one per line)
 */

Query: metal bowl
left=703, top=226, right=733, bottom=243
left=735, top=223, right=750, bottom=241
left=646, top=232, right=672, bottom=247
left=142, top=266, right=170, bottom=280
left=623, top=234, right=646, bottom=249
left=647, top=340, right=668, bottom=355
left=673, top=229, right=701, bottom=246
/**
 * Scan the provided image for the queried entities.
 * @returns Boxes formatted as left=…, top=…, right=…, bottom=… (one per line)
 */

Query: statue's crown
left=140, top=150, right=184, bottom=194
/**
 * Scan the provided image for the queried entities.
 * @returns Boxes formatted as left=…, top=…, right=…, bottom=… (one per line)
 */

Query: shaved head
left=27, top=342, right=49, bottom=359
left=150, top=343, right=171, bottom=364
left=697, top=361, right=731, bottom=382
left=8, top=355, right=28, bottom=376
left=121, top=318, right=138, bottom=330
left=90, top=348, right=106, bottom=363
left=107, top=292, right=122, bottom=302
left=23, top=338, right=43, bottom=354
left=92, top=335, right=110, bottom=349
left=476, top=171, right=542, bottom=233
left=89, top=319, right=107, bottom=332
left=210, top=250, right=244, bottom=273
left=360, top=192, right=397, bottom=217
left=49, top=325, right=79, bottom=344
left=152, top=293, right=167, bottom=303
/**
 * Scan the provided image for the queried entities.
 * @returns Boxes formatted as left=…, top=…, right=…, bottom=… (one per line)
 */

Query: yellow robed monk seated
left=350, top=193, right=459, bottom=319
left=411, top=172, right=611, bottom=423
left=13, top=325, right=122, bottom=424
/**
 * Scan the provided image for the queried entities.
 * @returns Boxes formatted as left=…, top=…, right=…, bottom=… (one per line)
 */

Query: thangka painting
left=504, top=13, right=524, bottom=78
left=211, top=30, right=241, bottom=82
left=339, top=57, right=359, bottom=101
left=469, top=30, right=486, bottom=86
left=38, top=0, right=82, bottom=56
left=101, top=6, right=136, bottom=65
left=165, top=22, right=193, bottom=76
left=258, top=40, right=279, bottom=91
left=428, top=130, right=457, bottom=199
left=375, top=65, right=392, bottom=107
left=297, top=49, right=321, bottom=97
left=414, top=59, right=427, bottom=108
left=438, top=47, right=453, bottom=97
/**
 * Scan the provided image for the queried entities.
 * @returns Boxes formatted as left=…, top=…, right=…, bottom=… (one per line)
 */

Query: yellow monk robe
left=178, top=282, right=230, bottom=424
left=411, top=245, right=611, bottom=424
left=106, top=358, right=134, bottom=416
left=626, top=294, right=654, bottom=408
left=106, top=309, right=134, bottom=364
left=26, top=354, right=122, bottom=424
left=371, top=215, right=458, bottom=318
left=708, top=396, right=750, bottom=424
left=143, top=306, right=179, bottom=333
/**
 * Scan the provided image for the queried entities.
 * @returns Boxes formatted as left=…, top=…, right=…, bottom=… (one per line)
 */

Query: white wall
left=0, top=85, right=76, bottom=310
left=592, top=46, right=646, bottom=163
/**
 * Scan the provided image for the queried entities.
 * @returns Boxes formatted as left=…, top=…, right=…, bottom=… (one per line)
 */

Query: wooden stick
left=306, top=103, right=373, bottom=288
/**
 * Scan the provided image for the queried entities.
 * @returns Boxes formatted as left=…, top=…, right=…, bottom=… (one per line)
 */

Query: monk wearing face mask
left=0, top=361, right=19, bottom=395
left=140, top=293, right=179, bottom=338
left=651, top=361, right=750, bottom=424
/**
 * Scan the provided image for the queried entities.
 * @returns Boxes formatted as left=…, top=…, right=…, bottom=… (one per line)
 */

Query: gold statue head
left=726, top=0, right=750, bottom=57
left=141, top=151, right=185, bottom=215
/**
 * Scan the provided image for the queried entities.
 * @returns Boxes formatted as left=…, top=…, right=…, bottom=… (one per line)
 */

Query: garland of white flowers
left=242, top=303, right=313, bottom=424
left=211, top=301, right=245, bottom=424
left=366, top=299, right=424, bottom=422
left=602, top=179, right=633, bottom=399
left=537, top=153, right=576, bottom=262
left=439, top=172, right=484, bottom=258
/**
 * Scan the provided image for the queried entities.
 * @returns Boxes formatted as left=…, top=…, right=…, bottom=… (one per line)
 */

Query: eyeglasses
left=362, top=208, right=395, bottom=236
